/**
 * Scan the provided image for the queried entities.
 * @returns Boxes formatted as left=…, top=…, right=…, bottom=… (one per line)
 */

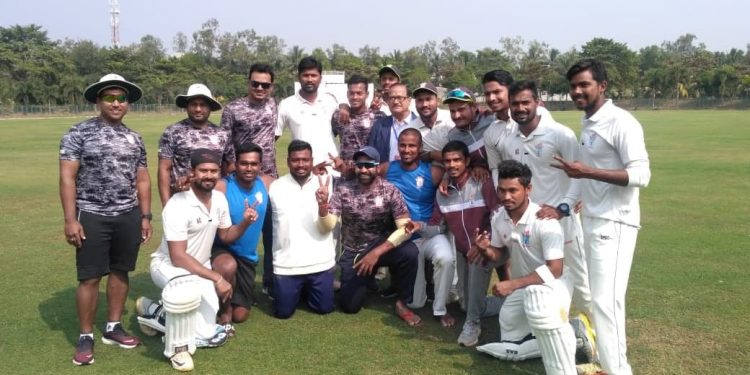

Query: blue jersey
left=385, top=161, right=435, bottom=222
left=217, top=174, right=268, bottom=262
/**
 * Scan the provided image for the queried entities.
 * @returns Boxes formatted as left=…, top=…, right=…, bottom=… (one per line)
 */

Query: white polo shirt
left=276, top=91, right=339, bottom=165
left=500, top=111, right=580, bottom=207
left=388, top=114, right=416, bottom=161
left=409, top=108, right=455, bottom=138
left=269, top=174, right=336, bottom=276
left=579, top=99, right=650, bottom=227
left=152, top=187, right=232, bottom=265
left=491, top=201, right=564, bottom=280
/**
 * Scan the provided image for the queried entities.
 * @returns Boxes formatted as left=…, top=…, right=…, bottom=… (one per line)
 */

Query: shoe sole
left=101, top=337, right=139, bottom=349
left=72, top=358, right=94, bottom=366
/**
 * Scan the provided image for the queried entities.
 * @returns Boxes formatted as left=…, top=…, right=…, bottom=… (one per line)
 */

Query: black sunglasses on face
left=250, top=80, right=272, bottom=89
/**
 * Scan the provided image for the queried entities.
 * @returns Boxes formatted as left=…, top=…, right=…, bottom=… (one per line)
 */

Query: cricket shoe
left=72, top=335, right=95, bottom=366
left=101, top=323, right=141, bottom=349
left=195, top=325, right=228, bottom=348
left=136, top=296, right=165, bottom=336
left=571, top=313, right=597, bottom=364
left=170, top=349, right=194, bottom=372
left=457, top=319, right=481, bottom=347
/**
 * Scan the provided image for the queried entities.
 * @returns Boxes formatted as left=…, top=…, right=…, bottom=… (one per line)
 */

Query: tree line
left=2, top=20, right=749, bottom=108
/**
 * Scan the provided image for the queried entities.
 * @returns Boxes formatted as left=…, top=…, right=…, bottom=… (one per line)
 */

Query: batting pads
left=162, top=276, right=202, bottom=359
left=524, top=284, right=577, bottom=375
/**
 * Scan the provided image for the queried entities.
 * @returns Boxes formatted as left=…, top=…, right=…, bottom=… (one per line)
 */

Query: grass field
left=0, top=110, right=748, bottom=374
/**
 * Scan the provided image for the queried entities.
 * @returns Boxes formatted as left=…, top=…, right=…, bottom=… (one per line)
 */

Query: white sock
left=80, top=332, right=94, bottom=339
left=105, top=321, right=120, bottom=332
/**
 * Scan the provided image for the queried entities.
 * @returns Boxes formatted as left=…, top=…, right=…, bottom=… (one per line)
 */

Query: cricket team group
left=59, top=55, right=650, bottom=374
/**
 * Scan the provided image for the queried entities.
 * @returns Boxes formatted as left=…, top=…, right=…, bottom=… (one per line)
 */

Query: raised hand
left=242, top=197, right=260, bottom=224
left=551, top=155, right=588, bottom=179
left=316, top=174, right=330, bottom=205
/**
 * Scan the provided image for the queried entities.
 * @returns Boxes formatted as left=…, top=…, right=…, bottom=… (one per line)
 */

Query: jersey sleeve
left=59, top=126, right=83, bottom=161
left=216, top=192, right=232, bottom=229
left=162, top=199, right=189, bottom=242
left=537, top=218, right=564, bottom=261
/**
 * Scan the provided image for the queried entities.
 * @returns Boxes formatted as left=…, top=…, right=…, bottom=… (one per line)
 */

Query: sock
left=106, top=321, right=120, bottom=332
left=80, top=332, right=94, bottom=339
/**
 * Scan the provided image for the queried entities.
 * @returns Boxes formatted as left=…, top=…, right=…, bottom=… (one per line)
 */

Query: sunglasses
left=355, top=161, right=379, bottom=169
left=250, top=80, right=272, bottom=90
left=100, top=94, right=128, bottom=103
left=446, top=89, right=473, bottom=102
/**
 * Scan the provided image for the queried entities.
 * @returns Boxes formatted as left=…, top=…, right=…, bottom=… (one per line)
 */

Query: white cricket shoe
left=170, top=350, right=194, bottom=372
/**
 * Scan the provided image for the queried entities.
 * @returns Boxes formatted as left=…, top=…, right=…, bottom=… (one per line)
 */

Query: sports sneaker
left=195, top=325, right=228, bottom=348
left=136, top=296, right=164, bottom=336
left=72, top=335, right=95, bottom=366
left=571, top=314, right=597, bottom=364
left=170, top=349, right=194, bottom=372
left=457, top=319, right=481, bottom=347
left=374, top=266, right=388, bottom=281
left=102, top=323, right=141, bottom=349
left=222, top=323, right=236, bottom=337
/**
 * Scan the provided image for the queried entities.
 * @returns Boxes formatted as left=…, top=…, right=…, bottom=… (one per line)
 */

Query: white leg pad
left=476, top=336, right=541, bottom=361
left=162, top=276, right=202, bottom=358
left=524, top=284, right=577, bottom=375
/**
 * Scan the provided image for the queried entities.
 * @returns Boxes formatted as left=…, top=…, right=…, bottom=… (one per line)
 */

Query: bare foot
left=395, top=300, right=422, bottom=327
left=437, top=313, right=455, bottom=328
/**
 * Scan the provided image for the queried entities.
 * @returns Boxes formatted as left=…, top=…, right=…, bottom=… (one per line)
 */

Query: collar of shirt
left=584, top=99, right=613, bottom=124
left=186, top=186, right=212, bottom=215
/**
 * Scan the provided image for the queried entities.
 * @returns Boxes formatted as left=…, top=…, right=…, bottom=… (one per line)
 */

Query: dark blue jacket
left=367, top=113, right=417, bottom=163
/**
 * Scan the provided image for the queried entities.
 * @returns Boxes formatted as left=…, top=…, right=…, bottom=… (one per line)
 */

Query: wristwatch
left=141, top=212, right=153, bottom=221
left=556, top=203, right=571, bottom=217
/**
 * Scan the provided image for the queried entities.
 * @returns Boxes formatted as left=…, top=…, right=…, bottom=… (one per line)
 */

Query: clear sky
left=2, top=0, right=747, bottom=54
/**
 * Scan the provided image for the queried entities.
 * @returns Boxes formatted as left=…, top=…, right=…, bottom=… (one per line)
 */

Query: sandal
left=395, top=302, right=422, bottom=327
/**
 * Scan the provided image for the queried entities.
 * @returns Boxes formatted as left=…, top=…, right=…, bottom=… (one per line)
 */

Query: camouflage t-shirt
left=221, top=97, right=278, bottom=178
left=158, top=119, right=235, bottom=190
left=332, top=109, right=384, bottom=160
left=329, top=177, right=409, bottom=253
left=59, top=117, right=147, bottom=216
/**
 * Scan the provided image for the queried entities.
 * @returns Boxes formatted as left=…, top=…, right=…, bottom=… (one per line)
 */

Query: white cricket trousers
left=583, top=216, right=638, bottom=375
left=561, top=213, right=592, bottom=317
left=499, top=275, right=573, bottom=341
left=409, top=234, right=455, bottom=316
left=150, top=259, right=220, bottom=340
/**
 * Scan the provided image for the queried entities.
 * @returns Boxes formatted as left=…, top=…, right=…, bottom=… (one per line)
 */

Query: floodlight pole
left=109, top=0, right=121, bottom=48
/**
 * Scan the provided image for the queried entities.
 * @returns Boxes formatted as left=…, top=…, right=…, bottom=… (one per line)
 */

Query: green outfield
left=0, top=110, right=748, bottom=374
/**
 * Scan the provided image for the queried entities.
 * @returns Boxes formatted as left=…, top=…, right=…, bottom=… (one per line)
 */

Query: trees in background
left=1, top=21, right=749, bottom=107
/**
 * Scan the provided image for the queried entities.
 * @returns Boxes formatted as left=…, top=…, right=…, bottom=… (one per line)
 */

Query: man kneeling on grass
left=321, top=146, right=422, bottom=326
left=136, top=149, right=260, bottom=371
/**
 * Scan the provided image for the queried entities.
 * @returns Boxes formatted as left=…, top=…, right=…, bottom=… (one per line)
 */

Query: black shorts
left=76, top=208, right=142, bottom=281
left=212, top=248, right=257, bottom=308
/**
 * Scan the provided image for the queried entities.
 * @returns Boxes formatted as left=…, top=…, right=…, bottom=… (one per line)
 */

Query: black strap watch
left=556, top=203, right=571, bottom=217
left=141, top=212, right=153, bottom=221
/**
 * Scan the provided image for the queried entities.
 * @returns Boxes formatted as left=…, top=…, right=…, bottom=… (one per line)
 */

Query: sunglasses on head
left=446, top=89, right=473, bottom=102
left=250, top=80, right=272, bottom=89
left=355, top=161, right=379, bottom=169
left=100, top=94, right=128, bottom=103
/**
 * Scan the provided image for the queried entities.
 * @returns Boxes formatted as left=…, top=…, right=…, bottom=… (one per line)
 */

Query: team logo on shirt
left=196, top=217, right=202, bottom=224
left=125, top=134, right=135, bottom=144
left=522, top=229, right=531, bottom=247
left=583, top=133, right=597, bottom=148
left=374, top=196, right=384, bottom=207
left=415, top=176, right=424, bottom=188
left=514, top=148, right=520, bottom=155
left=254, top=191, right=264, bottom=204
left=534, top=143, right=544, bottom=157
